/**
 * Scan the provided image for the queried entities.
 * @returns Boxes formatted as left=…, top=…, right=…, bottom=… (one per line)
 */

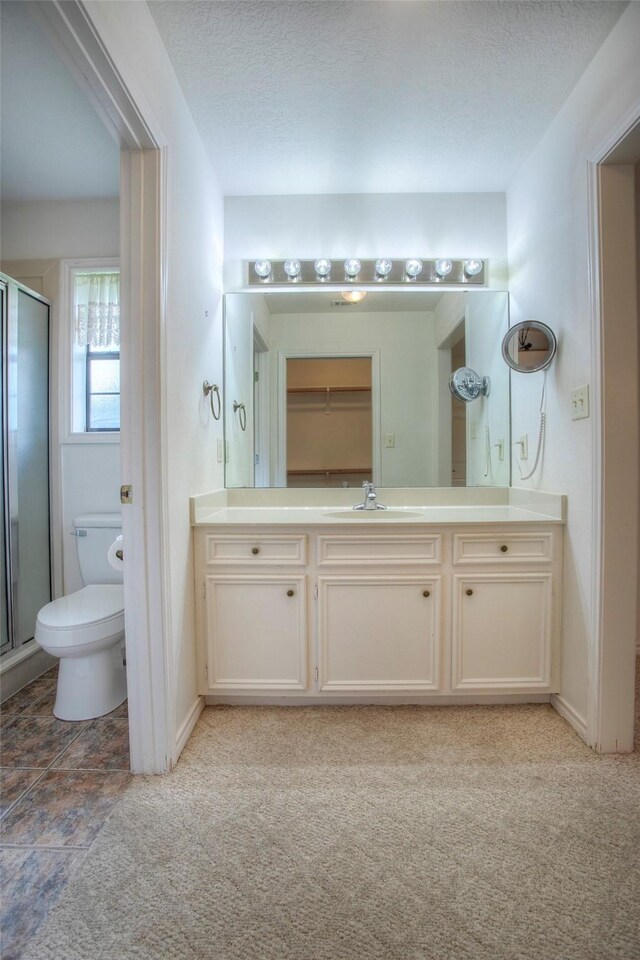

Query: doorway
left=285, top=357, right=373, bottom=488
left=2, top=1, right=171, bottom=773
left=450, top=334, right=467, bottom=486
left=590, top=119, right=640, bottom=752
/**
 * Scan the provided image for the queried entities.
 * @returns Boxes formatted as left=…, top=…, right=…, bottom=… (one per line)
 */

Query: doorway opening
left=590, top=116, right=640, bottom=752
left=285, top=357, right=373, bottom=488
left=450, top=332, right=467, bottom=486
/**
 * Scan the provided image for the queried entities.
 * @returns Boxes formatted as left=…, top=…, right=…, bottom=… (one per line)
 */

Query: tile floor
left=0, top=666, right=131, bottom=960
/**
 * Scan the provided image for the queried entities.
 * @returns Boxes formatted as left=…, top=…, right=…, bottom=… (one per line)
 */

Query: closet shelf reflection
left=287, top=385, right=371, bottom=394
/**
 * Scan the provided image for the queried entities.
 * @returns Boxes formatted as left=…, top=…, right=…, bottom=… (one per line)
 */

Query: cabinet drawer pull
left=422, top=590, right=430, bottom=598
left=466, top=588, right=474, bottom=596
left=500, top=544, right=508, bottom=553
left=286, top=589, right=295, bottom=598
left=251, top=547, right=260, bottom=555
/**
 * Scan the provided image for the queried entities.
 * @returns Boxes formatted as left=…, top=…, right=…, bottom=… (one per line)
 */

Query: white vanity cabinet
left=318, top=576, right=441, bottom=692
left=197, top=533, right=308, bottom=691
left=315, top=533, right=442, bottom=692
left=451, top=533, right=557, bottom=691
left=194, top=521, right=562, bottom=702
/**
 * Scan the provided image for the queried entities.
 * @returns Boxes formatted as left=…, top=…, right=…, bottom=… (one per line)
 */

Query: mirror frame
left=501, top=320, right=557, bottom=374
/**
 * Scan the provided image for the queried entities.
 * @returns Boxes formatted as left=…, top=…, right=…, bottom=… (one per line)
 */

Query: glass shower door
left=1, top=276, right=51, bottom=654
left=1, top=282, right=9, bottom=653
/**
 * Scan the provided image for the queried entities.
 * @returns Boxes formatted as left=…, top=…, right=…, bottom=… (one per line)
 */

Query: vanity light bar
left=248, top=258, right=485, bottom=286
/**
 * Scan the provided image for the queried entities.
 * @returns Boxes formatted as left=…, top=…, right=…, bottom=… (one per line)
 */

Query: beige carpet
left=23, top=693, right=640, bottom=960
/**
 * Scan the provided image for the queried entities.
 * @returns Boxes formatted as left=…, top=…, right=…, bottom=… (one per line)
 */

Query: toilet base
left=54, top=645, right=127, bottom=721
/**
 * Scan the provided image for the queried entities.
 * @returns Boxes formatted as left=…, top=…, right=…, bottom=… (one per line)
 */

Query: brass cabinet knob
left=423, top=590, right=430, bottom=598
left=251, top=547, right=260, bottom=555
left=500, top=544, right=508, bottom=553
left=466, top=588, right=474, bottom=596
left=286, top=589, right=295, bottom=598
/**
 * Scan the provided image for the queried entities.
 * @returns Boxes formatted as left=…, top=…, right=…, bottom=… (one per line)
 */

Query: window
left=86, top=347, right=120, bottom=431
left=72, top=269, right=120, bottom=433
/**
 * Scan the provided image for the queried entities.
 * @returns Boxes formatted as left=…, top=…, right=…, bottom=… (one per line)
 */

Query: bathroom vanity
left=192, top=491, right=564, bottom=704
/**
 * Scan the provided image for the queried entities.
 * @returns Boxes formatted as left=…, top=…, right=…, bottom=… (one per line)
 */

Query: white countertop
left=194, top=505, right=564, bottom=526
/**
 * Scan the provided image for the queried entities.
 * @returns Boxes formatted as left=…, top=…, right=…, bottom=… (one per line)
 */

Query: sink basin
left=324, top=510, right=424, bottom=520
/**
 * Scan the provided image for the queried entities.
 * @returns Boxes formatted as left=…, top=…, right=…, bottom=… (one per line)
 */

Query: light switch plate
left=571, top=385, right=590, bottom=421
left=384, top=433, right=395, bottom=448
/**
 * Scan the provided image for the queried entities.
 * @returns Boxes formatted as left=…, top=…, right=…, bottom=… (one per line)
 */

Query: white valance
left=74, top=272, right=120, bottom=348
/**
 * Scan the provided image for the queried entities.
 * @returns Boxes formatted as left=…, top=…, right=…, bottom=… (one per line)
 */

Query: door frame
left=587, top=107, right=640, bottom=752
left=34, top=1, right=172, bottom=772
left=253, top=326, right=270, bottom=487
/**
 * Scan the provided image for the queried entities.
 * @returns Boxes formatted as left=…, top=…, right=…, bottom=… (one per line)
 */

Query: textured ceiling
left=149, top=0, right=627, bottom=196
left=0, top=1, right=120, bottom=202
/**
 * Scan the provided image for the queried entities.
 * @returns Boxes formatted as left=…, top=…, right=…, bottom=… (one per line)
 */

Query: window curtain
left=74, top=272, right=120, bottom=348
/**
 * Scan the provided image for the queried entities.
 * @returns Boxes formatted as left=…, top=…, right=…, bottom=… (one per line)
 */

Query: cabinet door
left=204, top=575, right=307, bottom=690
left=318, top=576, right=440, bottom=692
left=452, top=574, right=553, bottom=691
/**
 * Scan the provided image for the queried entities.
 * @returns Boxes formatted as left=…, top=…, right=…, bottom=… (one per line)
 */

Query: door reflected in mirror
left=286, top=357, right=372, bottom=487
left=224, top=290, right=510, bottom=488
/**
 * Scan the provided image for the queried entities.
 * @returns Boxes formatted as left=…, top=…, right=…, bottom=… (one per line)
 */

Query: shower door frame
left=0, top=276, right=53, bottom=657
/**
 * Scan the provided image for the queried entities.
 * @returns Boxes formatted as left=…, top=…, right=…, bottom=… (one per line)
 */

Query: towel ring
left=203, top=380, right=221, bottom=420
left=233, top=401, right=247, bottom=432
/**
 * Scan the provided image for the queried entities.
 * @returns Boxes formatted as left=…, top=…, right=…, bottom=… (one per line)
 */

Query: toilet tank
left=74, top=513, right=123, bottom=585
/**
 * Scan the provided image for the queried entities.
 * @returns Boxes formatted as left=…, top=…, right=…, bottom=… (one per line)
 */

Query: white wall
left=224, top=193, right=508, bottom=290
left=61, top=443, right=121, bottom=592
left=224, top=294, right=255, bottom=487
left=465, top=292, right=510, bottom=487
left=84, top=0, right=224, bottom=752
left=0, top=199, right=119, bottom=260
left=506, top=2, right=640, bottom=724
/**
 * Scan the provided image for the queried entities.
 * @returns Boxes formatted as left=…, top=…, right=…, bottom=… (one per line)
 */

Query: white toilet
left=36, top=513, right=126, bottom=721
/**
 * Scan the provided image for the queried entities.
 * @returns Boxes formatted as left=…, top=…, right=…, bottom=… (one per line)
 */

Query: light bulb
left=404, top=258, right=422, bottom=279
left=283, top=258, right=301, bottom=279
left=344, top=258, right=361, bottom=278
left=314, top=258, right=331, bottom=278
left=341, top=290, right=367, bottom=303
left=464, top=258, right=483, bottom=277
left=253, top=259, right=272, bottom=279
left=375, top=258, right=393, bottom=278
left=435, top=258, right=453, bottom=278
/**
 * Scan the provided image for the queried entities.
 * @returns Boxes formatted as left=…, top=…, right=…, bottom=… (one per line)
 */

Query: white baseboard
left=205, top=693, right=553, bottom=706
left=550, top=694, right=588, bottom=742
left=175, top=695, right=205, bottom=761
left=0, top=642, right=56, bottom=703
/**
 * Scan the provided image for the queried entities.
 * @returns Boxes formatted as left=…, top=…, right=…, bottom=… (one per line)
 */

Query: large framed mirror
left=224, top=289, right=510, bottom=488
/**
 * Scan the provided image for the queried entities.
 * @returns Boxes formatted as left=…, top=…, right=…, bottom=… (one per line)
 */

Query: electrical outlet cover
left=570, top=385, right=590, bottom=421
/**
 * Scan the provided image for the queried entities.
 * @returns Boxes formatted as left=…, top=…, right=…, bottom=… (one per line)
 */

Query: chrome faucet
left=353, top=481, right=387, bottom=511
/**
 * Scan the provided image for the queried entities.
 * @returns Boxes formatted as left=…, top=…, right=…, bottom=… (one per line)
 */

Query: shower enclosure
left=1, top=274, right=52, bottom=656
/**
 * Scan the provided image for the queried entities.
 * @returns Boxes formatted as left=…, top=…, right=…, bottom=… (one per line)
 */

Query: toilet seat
left=36, top=584, right=124, bottom=649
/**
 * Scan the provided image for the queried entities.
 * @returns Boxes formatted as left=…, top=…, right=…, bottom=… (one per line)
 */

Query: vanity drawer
left=453, top=533, right=553, bottom=565
left=204, top=534, right=307, bottom=566
left=317, top=534, right=441, bottom=566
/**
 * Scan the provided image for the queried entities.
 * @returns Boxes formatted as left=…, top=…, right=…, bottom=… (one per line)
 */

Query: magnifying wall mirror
left=501, top=320, right=557, bottom=373
left=224, top=290, right=510, bottom=489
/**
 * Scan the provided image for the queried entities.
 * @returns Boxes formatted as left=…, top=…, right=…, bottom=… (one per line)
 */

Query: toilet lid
left=37, top=585, right=124, bottom=628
